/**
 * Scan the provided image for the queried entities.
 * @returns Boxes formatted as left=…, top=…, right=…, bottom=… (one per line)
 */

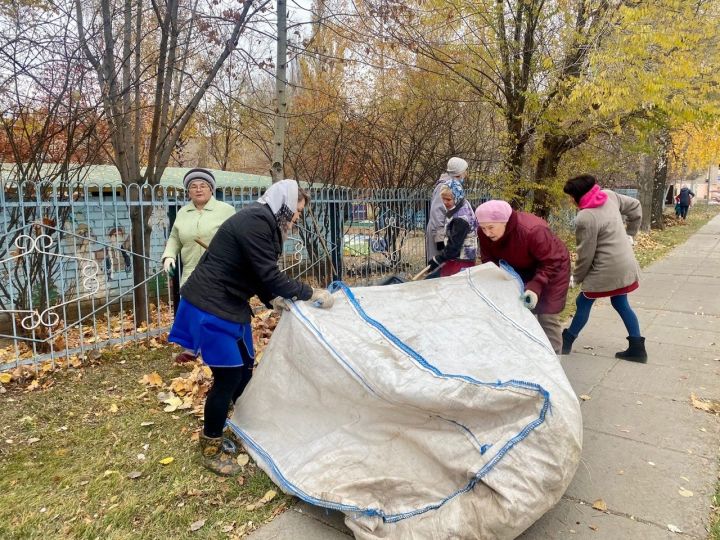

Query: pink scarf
left=578, top=184, right=608, bottom=209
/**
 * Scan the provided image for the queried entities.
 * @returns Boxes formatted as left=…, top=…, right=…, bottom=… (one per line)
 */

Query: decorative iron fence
left=2, top=182, right=491, bottom=371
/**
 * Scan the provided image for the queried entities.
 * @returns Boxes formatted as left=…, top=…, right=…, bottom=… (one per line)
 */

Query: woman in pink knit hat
left=475, top=200, right=570, bottom=353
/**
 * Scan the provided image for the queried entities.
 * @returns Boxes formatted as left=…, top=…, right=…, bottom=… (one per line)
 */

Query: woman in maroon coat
left=475, top=200, right=570, bottom=353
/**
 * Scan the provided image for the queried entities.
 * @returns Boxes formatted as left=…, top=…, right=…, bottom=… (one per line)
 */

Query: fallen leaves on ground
left=690, top=392, right=720, bottom=414
left=158, top=456, right=174, bottom=465
left=246, top=490, right=277, bottom=511
left=677, top=487, right=693, bottom=497
left=140, top=372, right=164, bottom=388
left=189, top=518, right=206, bottom=532
left=591, top=499, right=607, bottom=511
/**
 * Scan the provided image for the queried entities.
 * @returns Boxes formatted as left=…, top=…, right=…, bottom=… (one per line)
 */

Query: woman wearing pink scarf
left=561, top=175, right=646, bottom=362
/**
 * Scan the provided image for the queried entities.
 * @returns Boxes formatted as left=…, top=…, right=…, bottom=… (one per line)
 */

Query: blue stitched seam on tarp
left=232, top=280, right=550, bottom=523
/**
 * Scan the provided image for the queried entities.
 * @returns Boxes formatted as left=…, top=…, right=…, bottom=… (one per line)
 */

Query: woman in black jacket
left=169, top=179, right=333, bottom=476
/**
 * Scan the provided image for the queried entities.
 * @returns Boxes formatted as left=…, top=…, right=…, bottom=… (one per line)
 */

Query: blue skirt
left=169, top=298, right=255, bottom=367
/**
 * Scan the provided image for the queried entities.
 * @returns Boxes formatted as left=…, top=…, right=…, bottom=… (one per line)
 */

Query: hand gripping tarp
left=229, top=263, right=582, bottom=539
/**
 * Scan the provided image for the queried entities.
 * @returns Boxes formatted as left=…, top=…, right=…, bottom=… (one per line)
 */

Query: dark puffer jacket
left=180, top=203, right=312, bottom=323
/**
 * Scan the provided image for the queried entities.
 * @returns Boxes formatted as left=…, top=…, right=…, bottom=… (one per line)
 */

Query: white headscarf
left=258, top=179, right=300, bottom=230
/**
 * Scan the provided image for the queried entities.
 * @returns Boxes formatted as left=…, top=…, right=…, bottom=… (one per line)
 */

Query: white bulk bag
left=229, top=263, right=582, bottom=539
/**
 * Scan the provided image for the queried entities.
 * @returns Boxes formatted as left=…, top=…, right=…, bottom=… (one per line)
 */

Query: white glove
left=521, top=290, right=538, bottom=310
left=270, top=297, right=291, bottom=311
left=162, top=257, right=175, bottom=274
left=569, top=275, right=575, bottom=289
left=309, top=288, right=334, bottom=309
left=627, top=235, right=635, bottom=246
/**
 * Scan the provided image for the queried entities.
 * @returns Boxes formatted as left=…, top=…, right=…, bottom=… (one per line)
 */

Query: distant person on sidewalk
left=426, top=178, right=478, bottom=277
left=162, top=168, right=236, bottom=363
left=474, top=200, right=570, bottom=353
left=426, top=157, right=469, bottom=266
left=561, top=175, right=647, bottom=362
left=169, top=180, right=334, bottom=476
left=677, top=184, right=695, bottom=220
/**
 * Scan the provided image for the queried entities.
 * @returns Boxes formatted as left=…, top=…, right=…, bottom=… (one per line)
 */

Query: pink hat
left=475, top=200, right=512, bottom=223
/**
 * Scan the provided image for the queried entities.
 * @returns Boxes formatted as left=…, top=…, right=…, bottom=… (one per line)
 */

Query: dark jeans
left=679, top=205, right=689, bottom=219
left=203, top=341, right=254, bottom=438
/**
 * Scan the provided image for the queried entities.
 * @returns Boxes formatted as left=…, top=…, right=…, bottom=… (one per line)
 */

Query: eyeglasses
left=189, top=183, right=210, bottom=191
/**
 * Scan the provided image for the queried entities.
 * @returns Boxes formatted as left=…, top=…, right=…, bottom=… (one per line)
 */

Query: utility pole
left=270, top=0, right=287, bottom=183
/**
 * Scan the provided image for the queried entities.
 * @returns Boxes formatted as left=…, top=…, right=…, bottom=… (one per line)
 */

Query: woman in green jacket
left=162, top=168, right=235, bottom=362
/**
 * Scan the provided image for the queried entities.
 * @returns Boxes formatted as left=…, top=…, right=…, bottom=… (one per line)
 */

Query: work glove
left=427, top=256, right=441, bottom=271
left=627, top=235, right=635, bottom=246
left=162, top=257, right=176, bottom=278
left=521, top=290, right=538, bottom=310
left=569, top=275, right=575, bottom=289
left=435, top=241, right=445, bottom=252
left=309, top=288, right=334, bottom=309
left=270, top=296, right=291, bottom=311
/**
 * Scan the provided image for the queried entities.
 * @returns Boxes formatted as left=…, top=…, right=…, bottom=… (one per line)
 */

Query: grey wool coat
left=574, top=190, right=642, bottom=293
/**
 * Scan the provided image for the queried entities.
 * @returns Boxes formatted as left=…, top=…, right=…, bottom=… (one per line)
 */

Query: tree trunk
left=532, top=135, right=565, bottom=218
left=637, top=154, right=654, bottom=231
left=129, top=190, right=152, bottom=325
left=650, top=131, right=670, bottom=230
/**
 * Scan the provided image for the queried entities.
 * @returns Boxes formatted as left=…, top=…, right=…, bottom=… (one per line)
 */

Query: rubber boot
left=221, top=427, right=245, bottom=456
left=615, top=336, right=647, bottom=363
left=199, top=434, right=241, bottom=476
left=561, top=329, right=576, bottom=355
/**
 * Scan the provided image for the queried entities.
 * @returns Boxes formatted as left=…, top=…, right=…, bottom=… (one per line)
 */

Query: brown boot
left=199, top=434, right=241, bottom=476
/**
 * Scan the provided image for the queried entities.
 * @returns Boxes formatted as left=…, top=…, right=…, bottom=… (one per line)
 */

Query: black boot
left=561, top=329, right=576, bottom=355
left=615, top=336, right=647, bottom=363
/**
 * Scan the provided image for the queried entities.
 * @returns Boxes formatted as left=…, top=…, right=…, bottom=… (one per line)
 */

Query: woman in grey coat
left=426, top=157, right=469, bottom=264
left=561, top=175, right=647, bottom=362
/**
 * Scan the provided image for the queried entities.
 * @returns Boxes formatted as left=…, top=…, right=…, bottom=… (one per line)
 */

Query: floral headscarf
left=442, top=178, right=465, bottom=208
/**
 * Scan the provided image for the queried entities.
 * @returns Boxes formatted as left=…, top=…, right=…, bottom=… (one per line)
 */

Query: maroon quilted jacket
left=478, top=211, right=570, bottom=314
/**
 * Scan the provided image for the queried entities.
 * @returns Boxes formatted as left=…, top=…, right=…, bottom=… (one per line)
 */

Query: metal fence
left=1, top=182, right=478, bottom=371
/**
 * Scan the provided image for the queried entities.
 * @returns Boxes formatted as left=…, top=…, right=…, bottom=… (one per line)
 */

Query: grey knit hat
left=183, top=168, right=216, bottom=191
left=446, top=157, right=468, bottom=177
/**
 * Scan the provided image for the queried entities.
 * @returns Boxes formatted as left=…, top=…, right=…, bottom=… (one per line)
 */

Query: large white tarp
left=229, top=263, right=582, bottom=539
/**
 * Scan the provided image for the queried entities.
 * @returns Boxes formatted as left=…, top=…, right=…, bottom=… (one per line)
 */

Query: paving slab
left=564, top=430, right=715, bottom=538
left=579, top=386, right=720, bottom=459
left=246, top=505, right=350, bottom=540
left=558, top=354, right=615, bottom=396
left=651, top=310, right=720, bottom=332
left=519, top=497, right=678, bottom=539
left=599, top=360, right=720, bottom=401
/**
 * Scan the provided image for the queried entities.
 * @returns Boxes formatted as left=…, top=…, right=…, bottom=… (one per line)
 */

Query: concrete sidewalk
left=249, top=216, right=720, bottom=540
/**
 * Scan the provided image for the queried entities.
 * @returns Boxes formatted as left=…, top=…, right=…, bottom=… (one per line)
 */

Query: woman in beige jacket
left=561, top=175, right=647, bottom=362
left=162, top=168, right=235, bottom=362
